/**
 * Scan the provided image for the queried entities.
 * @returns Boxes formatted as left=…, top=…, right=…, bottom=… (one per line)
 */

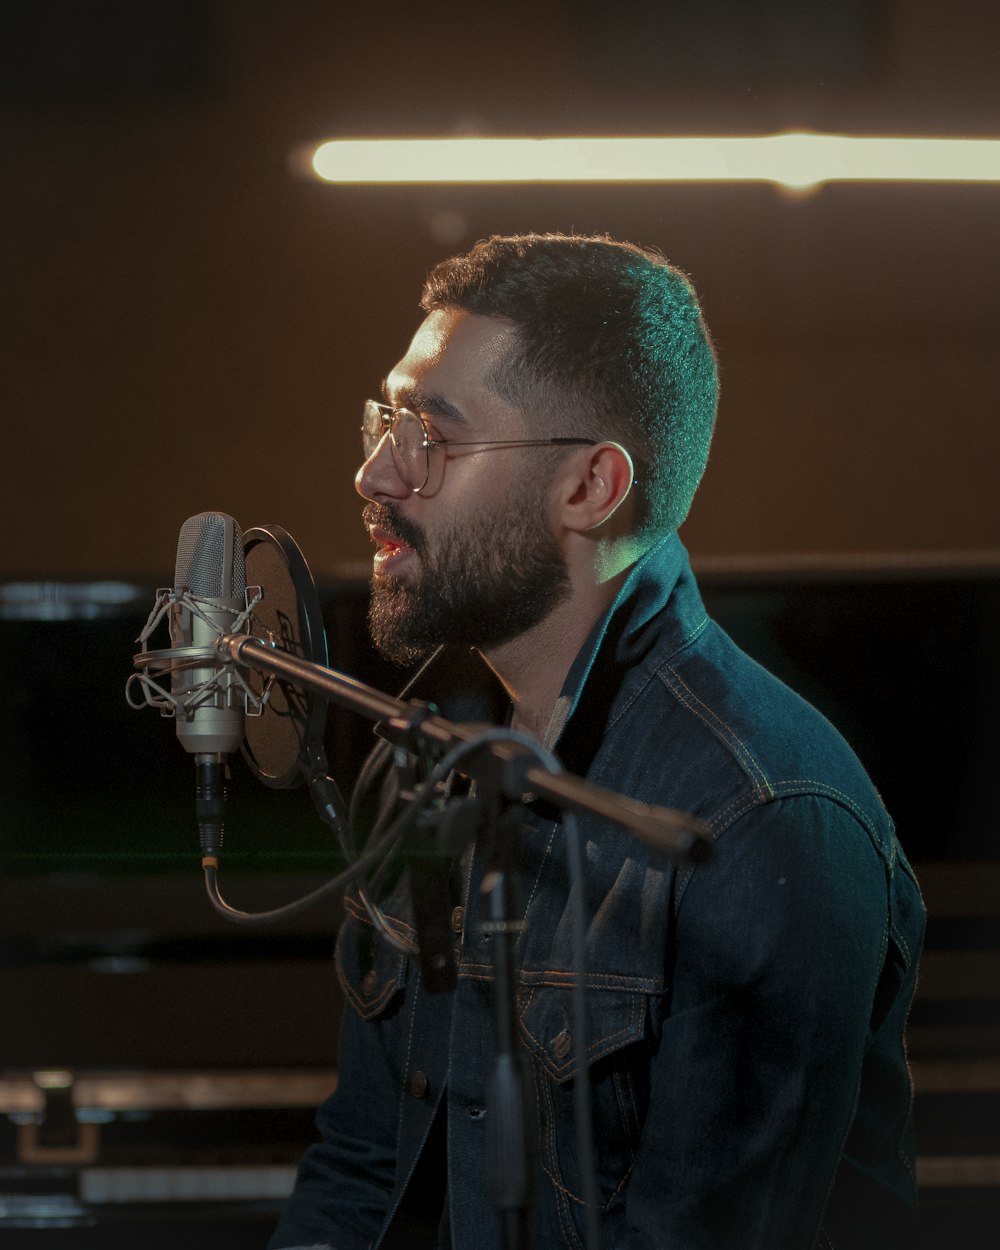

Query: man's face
left=355, top=309, right=571, bottom=664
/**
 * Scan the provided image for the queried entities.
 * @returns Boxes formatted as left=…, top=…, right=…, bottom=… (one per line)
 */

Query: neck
left=480, top=571, right=626, bottom=744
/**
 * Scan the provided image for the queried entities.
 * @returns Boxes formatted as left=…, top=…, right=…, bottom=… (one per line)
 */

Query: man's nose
left=355, top=431, right=409, bottom=502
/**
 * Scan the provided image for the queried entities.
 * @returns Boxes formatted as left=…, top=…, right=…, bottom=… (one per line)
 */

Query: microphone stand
left=216, top=633, right=711, bottom=864
left=481, top=797, right=537, bottom=1250
left=214, top=632, right=711, bottom=1250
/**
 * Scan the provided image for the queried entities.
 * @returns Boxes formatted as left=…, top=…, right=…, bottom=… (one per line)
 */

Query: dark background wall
left=1, top=0, right=998, bottom=582
left=1, top=5, right=999, bottom=1244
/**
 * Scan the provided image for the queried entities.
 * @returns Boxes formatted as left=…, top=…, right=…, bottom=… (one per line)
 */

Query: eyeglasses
left=362, top=400, right=598, bottom=494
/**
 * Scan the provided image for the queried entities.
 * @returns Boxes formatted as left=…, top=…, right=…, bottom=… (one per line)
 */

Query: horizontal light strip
left=0, top=1068, right=336, bottom=1114
left=80, top=1165, right=296, bottom=1204
left=916, top=1155, right=1000, bottom=1188
left=309, top=133, right=1000, bottom=187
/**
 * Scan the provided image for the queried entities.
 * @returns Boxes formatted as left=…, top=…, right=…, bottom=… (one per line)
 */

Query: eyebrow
left=381, top=379, right=468, bottom=426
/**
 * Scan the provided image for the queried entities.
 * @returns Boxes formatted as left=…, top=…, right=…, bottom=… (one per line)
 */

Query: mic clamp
left=126, top=585, right=267, bottom=722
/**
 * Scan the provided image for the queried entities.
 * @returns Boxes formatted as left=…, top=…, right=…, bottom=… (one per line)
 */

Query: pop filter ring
left=240, top=524, right=330, bottom=789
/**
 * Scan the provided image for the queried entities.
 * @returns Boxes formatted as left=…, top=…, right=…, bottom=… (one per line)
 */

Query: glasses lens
left=391, top=409, right=429, bottom=491
left=361, top=400, right=386, bottom=459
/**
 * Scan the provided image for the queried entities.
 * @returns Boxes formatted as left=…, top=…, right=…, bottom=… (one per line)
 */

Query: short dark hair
left=421, top=232, right=719, bottom=537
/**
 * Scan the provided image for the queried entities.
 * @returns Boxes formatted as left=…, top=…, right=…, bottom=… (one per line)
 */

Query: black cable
left=562, top=809, right=600, bottom=1250
left=416, top=727, right=601, bottom=1250
left=202, top=719, right=601, bottom=1248
left=200, top=774, right=408, bottom=927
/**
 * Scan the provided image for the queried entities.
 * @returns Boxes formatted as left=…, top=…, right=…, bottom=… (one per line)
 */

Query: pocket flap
left=335, top=892, right=411, bottom=1021
left=518, top=985, right=647, bottom=1082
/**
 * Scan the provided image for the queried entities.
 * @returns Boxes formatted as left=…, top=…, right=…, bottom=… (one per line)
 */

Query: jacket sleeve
left=622, top=793, right=921, bottom=1249
left=267, top=994, right=401, bottom=1250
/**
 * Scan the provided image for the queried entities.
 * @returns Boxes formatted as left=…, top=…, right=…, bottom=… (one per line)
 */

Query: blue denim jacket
left=271, top=534, right=925, bottom=1250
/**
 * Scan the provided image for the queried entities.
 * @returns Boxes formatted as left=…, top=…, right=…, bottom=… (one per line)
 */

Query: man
left=270, top=233, right=924, bottom=1249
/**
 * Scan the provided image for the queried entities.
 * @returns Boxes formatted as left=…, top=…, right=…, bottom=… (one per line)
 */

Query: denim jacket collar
left=388, top=530, right=703, bottom=766
left=544, top=532, right=707, bottom=758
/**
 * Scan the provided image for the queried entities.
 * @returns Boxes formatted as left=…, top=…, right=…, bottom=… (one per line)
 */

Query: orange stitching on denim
left=542, top=1152, right=634, bottom=1215
left=769, top=779, right=874, bottom=830
left=889, top=916, right=913, bottom=964
left=659, top=662, right=773, bottom=794
left=335, top=943, right=399, bottom=1019
left=604, top=1163, right=634, bottom=1209
left=342, top=893, right=417, bottom=941
left=518, top=991, right=645, bottom=1078
left=537, top=1070, right=583, bottom=1247
left=711, top=793, right=765, bottom=833
left=603, top=615, right=710, bottom=736
left=334, top=910, right=408, bottom=1019
left=458, top=961, right=666, bottom=994
left=395, top=967, right=422, bottom=1143
left=521, top=822, right=557, bottom=933
left=541, top=1158, right=584, bottom=1206
left=713, top=784, right=887, bottom=855
left=521, top=968, right=664, bottom=990
left=534, top=1027, right=638, bottom=1226
left=612, top=1065, right=639, bottom=1162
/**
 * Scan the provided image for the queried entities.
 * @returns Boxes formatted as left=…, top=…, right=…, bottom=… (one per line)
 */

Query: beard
left=363, top=483, right=572, bottom=666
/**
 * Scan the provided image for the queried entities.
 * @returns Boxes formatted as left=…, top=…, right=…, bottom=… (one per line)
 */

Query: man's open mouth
left=369, top=525, right=418, bottom=573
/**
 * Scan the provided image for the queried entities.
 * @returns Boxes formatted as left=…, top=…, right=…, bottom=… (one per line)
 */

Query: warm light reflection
left=308, top=134, right=1000, bottom=188
left=34, top=1070, right=74, bottom=1089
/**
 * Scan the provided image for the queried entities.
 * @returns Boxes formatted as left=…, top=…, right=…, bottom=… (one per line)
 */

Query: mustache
left=361, top=502, right=426, bottom=554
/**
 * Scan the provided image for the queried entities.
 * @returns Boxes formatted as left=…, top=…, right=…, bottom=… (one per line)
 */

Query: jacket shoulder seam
left=657, top=658, right=775, bottom=798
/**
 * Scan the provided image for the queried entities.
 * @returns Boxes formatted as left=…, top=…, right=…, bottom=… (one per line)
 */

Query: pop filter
left=241, top=524, right=329, bottom=789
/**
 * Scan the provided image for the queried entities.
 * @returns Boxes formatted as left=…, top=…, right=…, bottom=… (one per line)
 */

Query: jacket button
left=450, top=906, right=465, bottom=935
left=408, top=1070, right=429, bottom=1100
left=553, top=1030, right=571, bottom=1060
left=362, top=970, right=378, bottom=997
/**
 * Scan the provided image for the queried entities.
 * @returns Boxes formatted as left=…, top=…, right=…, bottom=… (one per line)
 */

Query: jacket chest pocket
left=518, top=984, right=653, bottom=1214
left=335, top=891, right=411, bottom=1021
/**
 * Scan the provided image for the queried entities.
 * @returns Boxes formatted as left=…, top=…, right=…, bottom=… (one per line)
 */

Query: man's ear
left=558, top=443, right=636, bottom=533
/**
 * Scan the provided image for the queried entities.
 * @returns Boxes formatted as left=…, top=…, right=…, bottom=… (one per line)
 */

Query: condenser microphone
left=129, top=512, right=334, bottom=861
left=169, top=512, right=248, bottom=856
left=169, top=512, right=248, bottom=758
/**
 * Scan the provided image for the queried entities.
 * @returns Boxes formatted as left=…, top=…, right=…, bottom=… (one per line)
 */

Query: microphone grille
left=174, top=513, right=247, bottom=598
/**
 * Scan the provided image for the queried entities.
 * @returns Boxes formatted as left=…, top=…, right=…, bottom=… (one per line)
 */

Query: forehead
left=385, top=309, right=520, bottom=424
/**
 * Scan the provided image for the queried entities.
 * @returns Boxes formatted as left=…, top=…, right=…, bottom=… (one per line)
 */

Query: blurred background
left=1, top=1, right=998, bottom=1245
left=1, top=0, right=998, bottom=576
